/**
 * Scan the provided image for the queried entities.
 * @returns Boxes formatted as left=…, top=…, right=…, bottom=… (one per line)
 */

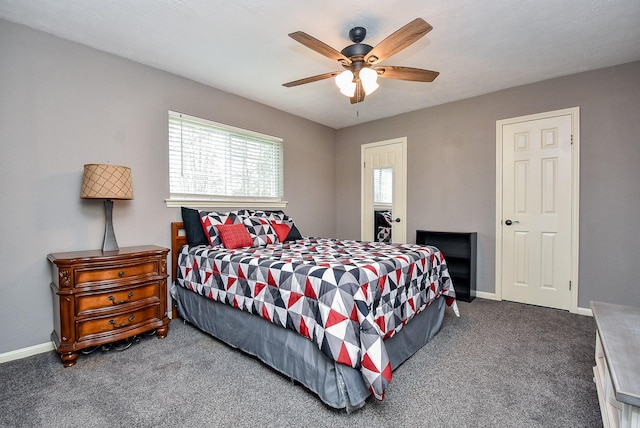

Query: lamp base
left=102, top=199, right=119, bottom=252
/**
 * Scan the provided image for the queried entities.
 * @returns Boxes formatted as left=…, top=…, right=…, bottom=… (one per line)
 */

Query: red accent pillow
left=216, top=223, right=253, bottom=249
left=271, top=222, right=291, bottom=242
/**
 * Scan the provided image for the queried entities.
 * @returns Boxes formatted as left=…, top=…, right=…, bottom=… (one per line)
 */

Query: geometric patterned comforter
left=176, top=238, right=457, bottom=400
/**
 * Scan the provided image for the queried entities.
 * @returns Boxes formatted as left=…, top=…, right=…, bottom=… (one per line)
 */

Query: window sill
left=165, top=198, right=288, bottom=209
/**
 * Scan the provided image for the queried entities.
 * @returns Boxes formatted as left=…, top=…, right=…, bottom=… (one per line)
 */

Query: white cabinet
left=592, top=302, right=640, bottom=428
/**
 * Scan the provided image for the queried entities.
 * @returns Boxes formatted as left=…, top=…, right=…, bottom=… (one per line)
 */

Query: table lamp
left=80, top=164, right=133, bottom=252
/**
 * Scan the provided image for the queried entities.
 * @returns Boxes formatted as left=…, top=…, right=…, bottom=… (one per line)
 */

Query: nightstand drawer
left=75, top=260, right=158, bottom=286
left=77, top=305, right=161, bottom=341
left=75, top=281, right=160, bottom=315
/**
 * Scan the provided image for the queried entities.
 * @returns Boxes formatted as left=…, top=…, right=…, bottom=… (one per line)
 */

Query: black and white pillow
left=232, top=209, right=256, bottom=218
left=253, top=210, right=288, bottom=223
left=243, top=216, right=279, bottom=246
left=199, top=210, right=245, bottom=247
left=253, top=210, right=303, bottom=241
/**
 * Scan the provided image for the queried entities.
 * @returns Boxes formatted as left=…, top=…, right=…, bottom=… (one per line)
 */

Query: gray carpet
left=0, top=299, right=602, bottom=427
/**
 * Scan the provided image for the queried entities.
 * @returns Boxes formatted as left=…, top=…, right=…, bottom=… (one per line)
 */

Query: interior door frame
left=495, top=107, right=580, bottom=313
left=361, top=137, right=407, bottom=242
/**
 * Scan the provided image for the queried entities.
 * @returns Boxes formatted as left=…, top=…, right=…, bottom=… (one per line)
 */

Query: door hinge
left=569, top=280, right=572, bottom=290
left=570, top=134, right=574, bottom=145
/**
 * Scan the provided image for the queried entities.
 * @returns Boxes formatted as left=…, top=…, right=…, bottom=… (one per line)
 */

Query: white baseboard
left=576, top=306, right=593, bottom=317
left=0, top=341, right=54, bottom=364
left=475, top=291, right=499, bottom=300
left=471, top=291, right=593, bottom=316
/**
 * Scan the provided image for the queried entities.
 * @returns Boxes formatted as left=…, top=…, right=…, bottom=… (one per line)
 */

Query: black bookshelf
left=416, top=230, right=477, bottom=302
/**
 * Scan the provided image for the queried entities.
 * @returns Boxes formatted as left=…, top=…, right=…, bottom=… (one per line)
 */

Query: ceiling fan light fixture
left=359, top=67, right=379, bottom=95
left=335, top=70, right=356, bottom=97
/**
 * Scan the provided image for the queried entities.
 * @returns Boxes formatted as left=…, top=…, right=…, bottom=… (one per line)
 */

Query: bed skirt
left=171, top=284, right=446, bottom=412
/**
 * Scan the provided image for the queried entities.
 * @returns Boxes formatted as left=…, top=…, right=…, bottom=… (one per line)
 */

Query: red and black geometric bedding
left=176, top=238, right=456, bottom=400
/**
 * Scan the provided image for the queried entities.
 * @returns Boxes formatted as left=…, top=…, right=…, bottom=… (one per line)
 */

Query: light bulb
left=359, top=68, right=379, bottom=95
left=335, top=70, right=356, bottom=97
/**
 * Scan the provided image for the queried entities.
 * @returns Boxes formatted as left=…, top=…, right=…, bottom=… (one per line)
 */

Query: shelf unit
left=416, top=230, right=477, bottom=302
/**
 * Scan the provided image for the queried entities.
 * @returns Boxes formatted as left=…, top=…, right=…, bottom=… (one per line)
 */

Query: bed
left=170, top=209, right=458, bottom=412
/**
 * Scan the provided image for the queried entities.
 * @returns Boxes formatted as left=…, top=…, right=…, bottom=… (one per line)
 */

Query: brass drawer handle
left=107, top=291, right=134, bottom=305
left=118, top=271, right=125, bottom=277
left=109, top=314, right=135, bottom=329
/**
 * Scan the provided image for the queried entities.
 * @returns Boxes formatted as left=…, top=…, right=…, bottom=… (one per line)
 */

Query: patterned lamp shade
left=81, top=164, right=133, bottom=200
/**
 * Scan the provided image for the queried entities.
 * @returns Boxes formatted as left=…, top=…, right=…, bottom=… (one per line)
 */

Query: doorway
left=496, top=108, right=580, bottom=312
left=361, top=138, right=407, bottom=243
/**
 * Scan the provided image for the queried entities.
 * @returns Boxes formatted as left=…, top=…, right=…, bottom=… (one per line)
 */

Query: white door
left=497, top=108, right=579, bottom=311
left=361, top=138, right=407, bottom=243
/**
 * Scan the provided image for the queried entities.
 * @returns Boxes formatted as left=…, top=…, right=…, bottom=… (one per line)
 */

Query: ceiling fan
left=283, top=18, right=439, bottom=104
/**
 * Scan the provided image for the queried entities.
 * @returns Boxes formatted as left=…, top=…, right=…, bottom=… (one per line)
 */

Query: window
left=167, top=111, right=285, bottom=208
left=373, top=167, right=393, bottom=205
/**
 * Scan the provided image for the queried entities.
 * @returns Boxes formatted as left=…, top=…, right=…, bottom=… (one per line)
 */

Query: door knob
left=505, top=219, right=519, bottom=226
left=394, top=218, right=401, bottom=223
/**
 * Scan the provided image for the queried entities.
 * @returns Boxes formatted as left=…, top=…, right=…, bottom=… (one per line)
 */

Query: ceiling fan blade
left=350, top=81, right=366, bottom=104
left=283, top=71, right=342, bottom=87
left=374, top=65, right=439, bottom=82
left=289, top=31, right=351, bottom=65
left=365, top=18, right=433, bottom=65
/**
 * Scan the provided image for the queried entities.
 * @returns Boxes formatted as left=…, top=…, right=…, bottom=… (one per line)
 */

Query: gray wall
left=335, top=60, right=640, bottom=310
left=2, top=17, right=639, bottom=355
left=0, top=20, right=336, bottom=353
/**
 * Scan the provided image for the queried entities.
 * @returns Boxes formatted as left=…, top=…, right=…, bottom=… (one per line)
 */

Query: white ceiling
left=1, top=0, right=639, bottom=129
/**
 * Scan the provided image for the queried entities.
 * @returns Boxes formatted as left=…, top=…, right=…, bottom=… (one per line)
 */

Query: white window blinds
left=373, top=167, right=393, bottom=204
left=168, top=111, right=284, bottom=204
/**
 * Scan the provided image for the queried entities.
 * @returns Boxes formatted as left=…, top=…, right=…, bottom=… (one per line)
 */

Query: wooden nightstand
left=48, top=245, right=170, bottom=367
